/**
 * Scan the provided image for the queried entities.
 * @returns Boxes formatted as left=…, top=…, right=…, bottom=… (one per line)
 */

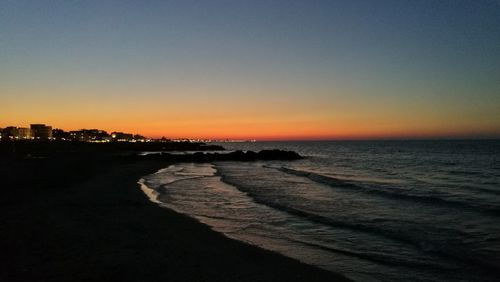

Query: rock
left=139, top=149, right=303, bottom=162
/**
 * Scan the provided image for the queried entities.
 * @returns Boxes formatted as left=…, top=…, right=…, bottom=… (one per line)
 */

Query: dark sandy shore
left=0, top=154, right=351, bottom=282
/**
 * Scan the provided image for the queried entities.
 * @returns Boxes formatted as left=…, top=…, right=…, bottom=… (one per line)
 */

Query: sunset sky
left=1, top=0, right=499, bottom=140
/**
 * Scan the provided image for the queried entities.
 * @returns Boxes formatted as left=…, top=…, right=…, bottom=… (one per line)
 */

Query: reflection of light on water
left=138, top=164, right=397, bottom=282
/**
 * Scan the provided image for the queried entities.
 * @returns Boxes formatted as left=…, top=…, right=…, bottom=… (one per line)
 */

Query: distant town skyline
left=0, top=123, right=152, bottom=142
left=0, top=123, right=255, bottom=142
left=1, top=1, right=499, bottom=140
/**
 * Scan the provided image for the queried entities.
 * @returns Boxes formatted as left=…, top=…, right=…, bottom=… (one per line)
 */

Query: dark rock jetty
left=139, top=149, right=303, bottom=162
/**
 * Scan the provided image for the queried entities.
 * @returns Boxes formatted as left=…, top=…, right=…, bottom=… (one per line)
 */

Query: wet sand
left=0, top=155, right=351, bottom=282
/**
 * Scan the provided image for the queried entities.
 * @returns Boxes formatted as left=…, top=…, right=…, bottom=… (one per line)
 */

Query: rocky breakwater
left=138, top=149, right=303, bottom=162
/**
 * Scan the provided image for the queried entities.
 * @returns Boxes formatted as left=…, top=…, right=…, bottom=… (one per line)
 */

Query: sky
left=1, top=0, right=499, bottom=140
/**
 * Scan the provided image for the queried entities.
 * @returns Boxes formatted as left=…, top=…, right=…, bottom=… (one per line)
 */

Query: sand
left=0, top=154, right=351, bottom=282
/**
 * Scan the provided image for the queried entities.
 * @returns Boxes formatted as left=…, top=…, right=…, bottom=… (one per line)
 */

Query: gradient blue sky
left=1, top=0, right=499, bottom=139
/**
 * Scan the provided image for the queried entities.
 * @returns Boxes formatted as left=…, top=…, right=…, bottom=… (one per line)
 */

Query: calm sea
left=139, top=140, right=500, bottom=281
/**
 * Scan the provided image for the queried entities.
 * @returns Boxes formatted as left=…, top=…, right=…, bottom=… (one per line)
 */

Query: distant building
left=17, top=127, right=33, bottom=139
left=30, top=124, right=53, bottom=139
left=0, top=126, right=32, bottom=140
left=52, top=129, right=70, bottom=140
left=133, top=134, right=146, bottom=142
left=2, top=126, right=18, bottom=140
left=111, top=132, right=133, bottom=142
left=0, top=126, right=33, bottom=140
left=69, top=129, right=110, bottom=142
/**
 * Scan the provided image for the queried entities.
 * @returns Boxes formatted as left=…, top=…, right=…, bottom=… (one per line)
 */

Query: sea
left=139, top=140, right=500, bottom=282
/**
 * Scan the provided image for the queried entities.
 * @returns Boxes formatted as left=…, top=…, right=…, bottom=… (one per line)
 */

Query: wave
left=287, top=238, right=456, bottom=270
left=461, top=185, right=500, bottom=196
left=145, top=163, right=500, bottom=277
left=218, top=172, right=424, bottom=246
left=137, top=178, right=161, bottom=204
left=143, top=163, right=216, bottom=192
left=277, top=167, right=500, bottom=216
left=218, top=173, right=500, bottom=274
left=447, top=169, right=483, bottom=176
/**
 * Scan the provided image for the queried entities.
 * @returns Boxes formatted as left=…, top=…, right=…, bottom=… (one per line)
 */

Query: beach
left=0, top=153, right=350, bottom=282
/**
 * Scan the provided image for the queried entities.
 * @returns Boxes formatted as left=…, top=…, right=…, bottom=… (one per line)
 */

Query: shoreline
left=0, top=155, right=351, bottom=281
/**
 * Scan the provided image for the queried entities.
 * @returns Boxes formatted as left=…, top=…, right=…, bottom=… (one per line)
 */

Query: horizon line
left=2, top=124, right=499, bottom=142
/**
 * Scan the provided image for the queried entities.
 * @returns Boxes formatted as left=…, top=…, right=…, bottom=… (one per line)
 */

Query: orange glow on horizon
left=2, top=84, right=499, bottom=141
left=2, top=118, right=497, bottom=141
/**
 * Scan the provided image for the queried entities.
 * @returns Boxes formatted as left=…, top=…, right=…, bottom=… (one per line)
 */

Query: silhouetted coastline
left=0, top=140, right=349, bottom=282
left=0, top=140, right=224, bottom=158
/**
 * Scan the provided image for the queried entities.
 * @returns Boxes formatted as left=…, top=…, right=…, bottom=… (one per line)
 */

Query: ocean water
left=139, top=140, right=500, bottom=281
